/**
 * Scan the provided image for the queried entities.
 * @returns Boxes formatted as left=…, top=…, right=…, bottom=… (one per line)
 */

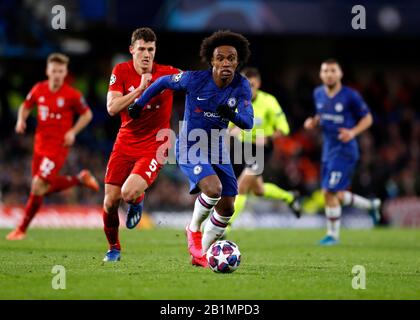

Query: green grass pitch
left=0, top=228, right=419, bottom=299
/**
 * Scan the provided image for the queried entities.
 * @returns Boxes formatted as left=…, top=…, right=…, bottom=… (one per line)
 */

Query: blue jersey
left=136, top=69, right=254, bottom=163
left=313, top=85, right=370, bottom=162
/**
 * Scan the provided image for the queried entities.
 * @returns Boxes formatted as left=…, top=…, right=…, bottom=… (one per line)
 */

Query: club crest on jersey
left=171, top=72, right=183, bottom=83
left=110, top=74, right=116, bottom=85
left=316, top=103, right=323, bottom=109
left=57, top=97, right=65, bottom=108
left=193, top=165, right=202, bottom=175
left=38, top=96, right=45, bottom=103
left=335, top=103, right=343, bottom=112
left=227, top=97, right=237, bottom=108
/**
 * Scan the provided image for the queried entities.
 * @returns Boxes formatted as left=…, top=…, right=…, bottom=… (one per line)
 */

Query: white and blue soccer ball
left=206, top=240, right=241, bottom=273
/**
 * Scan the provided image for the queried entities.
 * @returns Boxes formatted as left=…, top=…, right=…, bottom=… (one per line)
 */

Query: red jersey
left=23, top=81, right=90, bottom=154
left=108, top=60, right=179, bottom=157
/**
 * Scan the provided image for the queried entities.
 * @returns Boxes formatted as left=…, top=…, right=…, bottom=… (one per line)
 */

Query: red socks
left=18, top=193, right=44, bottom=232
left=47, top=176, right=80, bottom=195
left=103, top=210, right=121, bottom=251
left=132, top=193, right=145, bottom=205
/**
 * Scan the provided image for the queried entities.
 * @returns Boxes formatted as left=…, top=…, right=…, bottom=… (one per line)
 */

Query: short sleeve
left=351, top=90, right=370, bottom=118
left=108, top=64, right=124, bottom=94
left=23, top=84, right=39, bottom=109
left=72, top=91, right=90, bottom=115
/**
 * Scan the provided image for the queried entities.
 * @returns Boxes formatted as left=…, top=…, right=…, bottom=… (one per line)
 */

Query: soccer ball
left=206, top=240, right=241, bottom=273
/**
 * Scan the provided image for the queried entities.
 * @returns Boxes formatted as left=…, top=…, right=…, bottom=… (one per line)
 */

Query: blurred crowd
left=1, top=57, right=419, bottom=212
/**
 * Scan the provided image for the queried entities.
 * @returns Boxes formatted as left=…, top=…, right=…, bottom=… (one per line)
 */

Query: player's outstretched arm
left=15, top=104, right=30, bottom=134
left=128, top=73, right=187, bottom=119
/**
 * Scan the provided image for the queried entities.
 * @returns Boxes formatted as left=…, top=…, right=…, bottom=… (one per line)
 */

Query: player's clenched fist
left=15, top=119, right=26, bottom=134
left=139, top=73, right=152, bottom=91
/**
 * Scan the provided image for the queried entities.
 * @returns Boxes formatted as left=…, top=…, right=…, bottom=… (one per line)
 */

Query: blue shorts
left=175, top=141, right=238, bottom=197
left=321, top=157, right=357, bottom=192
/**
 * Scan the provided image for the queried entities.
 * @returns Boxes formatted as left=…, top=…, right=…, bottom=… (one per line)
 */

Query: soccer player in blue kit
left=128, top=31, right=253, bottom=266
left=304, top=59, right=381, bottom=246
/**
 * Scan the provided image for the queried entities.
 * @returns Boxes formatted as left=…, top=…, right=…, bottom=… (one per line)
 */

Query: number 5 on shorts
left=149, top=159, right=158, bottom=172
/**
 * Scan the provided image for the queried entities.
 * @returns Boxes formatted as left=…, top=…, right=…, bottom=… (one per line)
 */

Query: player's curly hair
left=200, top=30, right=251, bottom=67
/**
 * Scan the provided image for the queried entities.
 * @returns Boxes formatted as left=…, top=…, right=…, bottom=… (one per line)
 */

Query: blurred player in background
left=227, top=67, right=301, bottom=233
left=128, top=30, right=253, bottom=267
left=304, top=59, right=381, bottom=246
left=6, top=53, right=98, bottom=240
left=103, top=27, right=180, bottom=261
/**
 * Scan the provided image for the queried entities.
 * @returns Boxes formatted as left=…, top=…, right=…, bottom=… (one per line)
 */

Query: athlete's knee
left=31, top=176, right=49, bottom=196
left=252, top=185, right=264, bottom=197
left=121, top=185, right=142, bottom=203
left=324, top=190, right=339, bottom=207
left=238, top=180, right=250, bottom=194
left=201, top=182, right=222, bottom=199
left=103, top=194, right=121, bottom=213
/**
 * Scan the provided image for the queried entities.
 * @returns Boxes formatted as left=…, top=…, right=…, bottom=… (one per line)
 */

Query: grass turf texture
left=0, top=228, right=419, bottom=299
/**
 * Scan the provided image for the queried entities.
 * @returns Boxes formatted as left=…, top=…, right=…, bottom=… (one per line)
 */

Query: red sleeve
left=23, top=84, right=39, bottom=109
left=108, top=64, right=124, bottom=94
left=72, top=91, right=90, bottom=115
left=166, top=65, right=182, bottom=76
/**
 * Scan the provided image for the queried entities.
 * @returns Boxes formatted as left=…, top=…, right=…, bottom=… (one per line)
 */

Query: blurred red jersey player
left=6, top=53, right=99, bottom=241
left=102, top=27, right=179, bottom=261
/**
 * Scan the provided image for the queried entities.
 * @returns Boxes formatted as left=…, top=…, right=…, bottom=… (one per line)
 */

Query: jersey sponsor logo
left=335, top=103, right=344, bottom=112
left=110, top=74, right=116, bottom=85
left=321, top=113, right=344, bottom=124
left=227, top=97, right=237, bottom=107
left=57, top=97, right=65, bottom=108
left=171, top=71, right=183, bottom=83
left=197, top=96, right=207, bottom=101
left=193, top=165, right=202, bottom=175
left=203, top=111, right=220, bottom=118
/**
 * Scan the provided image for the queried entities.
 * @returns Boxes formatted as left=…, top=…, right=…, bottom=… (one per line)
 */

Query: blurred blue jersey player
left=128, top=31, right=253, bottom=266
left=304, top=59, right=381, bottom=245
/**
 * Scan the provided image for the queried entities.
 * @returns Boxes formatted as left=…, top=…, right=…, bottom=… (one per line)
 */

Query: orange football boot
left=78, top=169, right=100, bottom=192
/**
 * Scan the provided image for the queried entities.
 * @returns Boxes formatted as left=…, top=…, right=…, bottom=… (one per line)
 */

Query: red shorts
left=32, top=151, right=68, bottom=183
left=105, top=151, right=165, bottom=187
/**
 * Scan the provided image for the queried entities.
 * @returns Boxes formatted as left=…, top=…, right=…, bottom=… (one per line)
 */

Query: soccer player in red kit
left=6, top=53, right=99, bottom=241
left=103, top=28, right=179, bottom=261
